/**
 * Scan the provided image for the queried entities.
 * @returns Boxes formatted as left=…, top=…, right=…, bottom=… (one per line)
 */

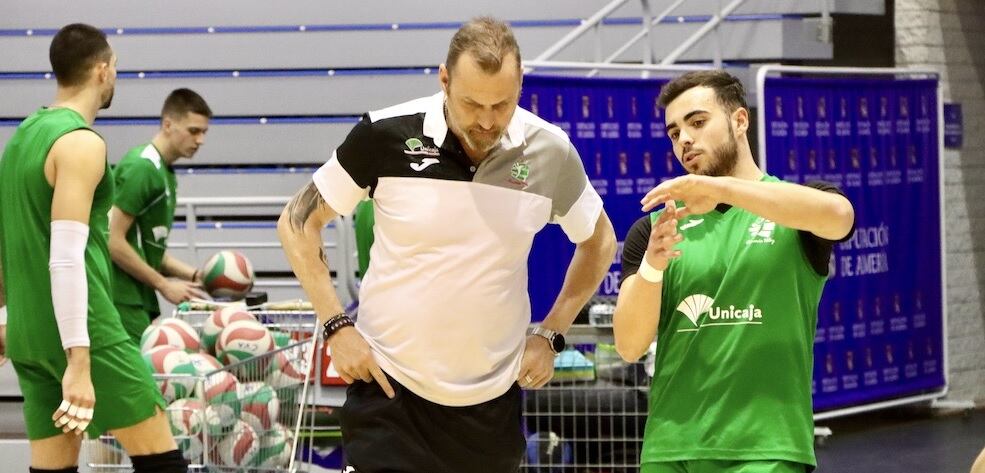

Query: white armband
left=637, top=256, right=664, bottom=284
left=0, top=305, right=7, bottom=325
left=49, top=220, right=90, bottom=349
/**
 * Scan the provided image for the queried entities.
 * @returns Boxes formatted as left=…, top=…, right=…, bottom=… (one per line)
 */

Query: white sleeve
left=555, top=178, right=603, bottom=244
left=312, top=151, right=370, bottom=217
left=0, top=305, right=6, bottom=325
left=49, top=220, right=90, bottom=349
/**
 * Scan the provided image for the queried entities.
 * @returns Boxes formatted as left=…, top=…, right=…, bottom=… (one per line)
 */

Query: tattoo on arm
left=286, top=182, right=327, bottom=232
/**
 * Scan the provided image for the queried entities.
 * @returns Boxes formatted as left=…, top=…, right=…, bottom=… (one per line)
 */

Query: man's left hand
left=518, top=335, right=555, bottom=389
left=641, top=174, right=726, bottom=215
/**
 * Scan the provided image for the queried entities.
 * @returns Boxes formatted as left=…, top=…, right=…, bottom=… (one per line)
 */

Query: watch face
left=552, top=333, right=566, bottom=353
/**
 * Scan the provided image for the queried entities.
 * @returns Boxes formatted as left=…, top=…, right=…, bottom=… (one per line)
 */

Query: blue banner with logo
left=519, top=75, right=672, bottom=320
left=764, top=76, right=945, bottom=412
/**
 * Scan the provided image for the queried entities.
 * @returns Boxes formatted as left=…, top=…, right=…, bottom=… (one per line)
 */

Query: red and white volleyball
left=217, top=320, right=275, bottom=365
left=201, top=250, right=255, bottom=300
left=142, top=345, right=198, bottom=402
left=202, top=307, right=256, bottom=355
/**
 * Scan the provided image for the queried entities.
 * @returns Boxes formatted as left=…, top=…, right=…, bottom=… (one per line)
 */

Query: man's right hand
left=54, top=348, right=95, bottom=435
left=327, top=326, right=395, bottom=398
left=645, top=200, right=685, bottom=271
left=158, top=279, right=209, bottom=304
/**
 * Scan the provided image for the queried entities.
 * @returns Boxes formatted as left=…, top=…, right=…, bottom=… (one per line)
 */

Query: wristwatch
left=531, top=326, right=566, bottom=355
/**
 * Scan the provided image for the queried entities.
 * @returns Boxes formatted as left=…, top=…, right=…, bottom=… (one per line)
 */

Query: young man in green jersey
left=613, top=70, right=855, bottom=473
left=0, top=24, right=186, bottom=473
left=109, top=88, right=211, bottom=344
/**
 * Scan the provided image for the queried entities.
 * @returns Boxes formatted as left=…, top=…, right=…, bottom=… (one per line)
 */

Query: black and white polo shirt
left=313, top=91, right=602, bottom=406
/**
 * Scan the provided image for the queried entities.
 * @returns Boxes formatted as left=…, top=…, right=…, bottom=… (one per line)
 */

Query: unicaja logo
left=676, top=294, right=764, bottom=330
left=677, top=294, right=714, bottom=326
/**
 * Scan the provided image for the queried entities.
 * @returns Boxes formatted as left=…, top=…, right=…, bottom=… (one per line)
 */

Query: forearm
left=161, top=253, right=197, bottom=281
left=109, top=236, right=168, bottom=290
left=613, top=275, right=662, bottom=361
left=277, top=215, right=345, bottom=325
left=541, top=221, right=616, bottom=333
left=720, top=177, right=854, bottom=240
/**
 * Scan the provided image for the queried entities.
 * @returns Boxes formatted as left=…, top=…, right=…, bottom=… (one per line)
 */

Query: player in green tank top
left=109, top=89, right=212, bottom=344
left=613, top=71, right=856, bottom=473
left=0, top=24, right=186, bottom=472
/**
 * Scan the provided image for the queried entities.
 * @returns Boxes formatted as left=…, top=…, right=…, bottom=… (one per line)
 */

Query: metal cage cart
left=522, top=324, right=652, bottom=473
left=85, top=301, right=318, bottom=472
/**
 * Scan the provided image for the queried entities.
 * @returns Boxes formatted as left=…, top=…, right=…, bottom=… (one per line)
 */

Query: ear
left=438, top=63, right=450, bottom=96
left=732, top=107, right=749, bottom=135
left=94, top=62, right=109, bottom=84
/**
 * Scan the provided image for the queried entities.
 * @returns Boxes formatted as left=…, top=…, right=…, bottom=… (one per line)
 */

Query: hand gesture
left=644, top=200, right=685, bottom=272
left=641, top=174, right=723, bottom=215
left=327, top=327, right=395, bottom=398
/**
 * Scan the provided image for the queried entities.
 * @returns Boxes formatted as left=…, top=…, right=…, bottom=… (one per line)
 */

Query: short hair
left=446, top=16, right=521, bottom=78
left=658, top=70, right=748, bottom=113
left=161, top=88, right=213, bottom=120
left=49, top=23, right=112, bottom=87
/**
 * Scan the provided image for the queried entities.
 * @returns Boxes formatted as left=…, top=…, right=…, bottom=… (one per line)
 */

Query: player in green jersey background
left=109, top=88, right=212, bottom=344
left=0, top=24, right=186, bottom=473
left=613, top=70, right=856, bottom=473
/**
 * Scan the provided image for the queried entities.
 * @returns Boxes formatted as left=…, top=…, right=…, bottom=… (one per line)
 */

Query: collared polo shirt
left=313, top=91, right=602, bottom=406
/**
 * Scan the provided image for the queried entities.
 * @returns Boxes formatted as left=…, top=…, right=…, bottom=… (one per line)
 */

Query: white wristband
left=0, top=305, right=7, bottom=325
left=637, top=256, right=664, bottom=284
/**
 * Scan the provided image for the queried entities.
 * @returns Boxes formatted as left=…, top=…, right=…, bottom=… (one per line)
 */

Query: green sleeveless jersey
left=111, top=143, right=177, bottom=314
left=0, top=107, right=129, bottom=361
left=642, top=175, right=824, bottom=467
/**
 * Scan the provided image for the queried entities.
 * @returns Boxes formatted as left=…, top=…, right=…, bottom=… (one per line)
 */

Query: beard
left=697, top=121, right=739, bottom=177
left=461, top=127, right=503, bottom=153
left=100, top=87, right=114, bottom=110
left=445, top=102, right=504, bottom=154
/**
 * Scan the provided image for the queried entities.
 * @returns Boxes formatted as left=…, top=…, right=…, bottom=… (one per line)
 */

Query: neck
left=729, top=142, right=764, bottom=181
left=51, top=87, right=101, bottom=125
left=151, top=133, right=180, bottom=165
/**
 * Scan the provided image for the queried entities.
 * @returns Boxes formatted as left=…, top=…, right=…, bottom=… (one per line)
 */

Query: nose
left=678, top=128, right=694, bottom=147
left=477, top=108, right=496, bottom=131
left=196, top=134, right=205, bottom=146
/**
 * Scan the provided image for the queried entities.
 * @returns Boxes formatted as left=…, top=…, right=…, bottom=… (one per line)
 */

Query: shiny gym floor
left=0, top=400, right=982, bottom=472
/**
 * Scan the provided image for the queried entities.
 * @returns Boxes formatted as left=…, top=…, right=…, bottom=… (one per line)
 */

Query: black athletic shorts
left=340, top=374, right=525, bottom=473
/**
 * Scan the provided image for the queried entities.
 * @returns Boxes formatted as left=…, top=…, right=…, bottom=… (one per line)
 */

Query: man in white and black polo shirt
left=278, top=16, right=616, bottom=473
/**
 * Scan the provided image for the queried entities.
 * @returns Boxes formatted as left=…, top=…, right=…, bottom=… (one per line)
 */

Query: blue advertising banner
left=518, top=75, right=672, bottom=320
left=522, top=74, right=944, bottom=414
left=764, top=76, right=945, bottom=412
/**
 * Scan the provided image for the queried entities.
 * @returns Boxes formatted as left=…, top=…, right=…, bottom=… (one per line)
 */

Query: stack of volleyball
left=200, top=250, right=255, bottom=300
left=135, top=304, right=305, bottom=469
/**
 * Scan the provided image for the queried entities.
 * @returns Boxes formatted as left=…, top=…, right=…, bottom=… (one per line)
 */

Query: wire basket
left=86, top=303, right=317, bottom=472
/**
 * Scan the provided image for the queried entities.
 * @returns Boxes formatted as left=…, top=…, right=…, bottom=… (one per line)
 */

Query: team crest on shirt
left=403, top=137, right=440, bottom=157
left=507, top=161, right=531, bottom=188
left=745, top=217, right=776, bottom=245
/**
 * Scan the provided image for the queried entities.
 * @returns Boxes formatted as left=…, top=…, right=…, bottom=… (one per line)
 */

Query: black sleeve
left=798, top=181, right=856, bottom=276
left=619, top=215, right=653, bottom=288
left=335, top=113, right=381, bottom=191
